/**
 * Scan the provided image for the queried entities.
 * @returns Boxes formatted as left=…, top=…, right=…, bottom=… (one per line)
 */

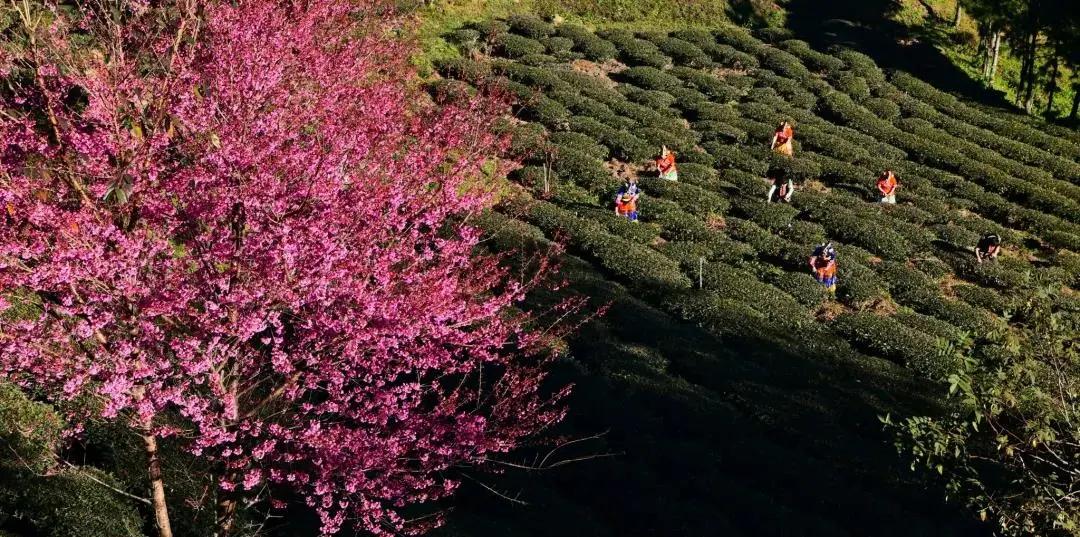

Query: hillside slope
left=422, top=16, right=1080, bottom=536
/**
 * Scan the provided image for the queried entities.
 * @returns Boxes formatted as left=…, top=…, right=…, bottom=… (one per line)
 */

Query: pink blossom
left=0, top=1, right=581, bottom=535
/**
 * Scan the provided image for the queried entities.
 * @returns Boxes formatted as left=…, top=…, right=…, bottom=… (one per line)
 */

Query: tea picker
left=614, top=176, right=642, bottom=222
left=975, top=233, right=1001, bottom=263
left=655, top=146, right=678, bottom=181
left=809, top=242, right=838, bottom=294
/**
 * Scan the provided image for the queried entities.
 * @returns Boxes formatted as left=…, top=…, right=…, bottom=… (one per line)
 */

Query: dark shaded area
left=426, top=250, right=987, bottom=537
left=778, top=0, right=1008, bottom=106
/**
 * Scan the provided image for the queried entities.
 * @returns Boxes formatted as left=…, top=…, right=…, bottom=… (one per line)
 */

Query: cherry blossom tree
left=0, top=1, right=575, bottom=535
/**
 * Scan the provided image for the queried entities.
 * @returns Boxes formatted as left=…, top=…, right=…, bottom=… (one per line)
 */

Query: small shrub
left=600, top=29, right=670, bottom=68
left=832, top=313, right=955, bottom=378
left=447, top=28, right=482, bottom=51
left=685, top=101, right=740, bottom=122
left=506, top=14, right=554, bottom=39
left=541, top=36, right=575, bottom=54
left=731, top=197, right=798, bottom=230
left=603, top=129, right=656, bottom=163
left=831, top=72, right=871, bottom=101
left=427, top=79, right=475, bottom=105
left=432, top=57, right=491, bottom=84
left=555, top=24, right=618, bottom=61
left=779, top=39, right=845, bottom=74
left=953, top=284, right=1013, bottom=315
left=550, top=131, right=610, bottom=160
left=864, top=97, right=901, bottom=121
left=694, top=120, right=747, bottom=144
left=837, top=261, right=889, bottom=309
left=893, top=310, right=964, bottom=342
left=669, top=67, right=739, bottom=101
left=658, top=37, right=712, bottom=68
left=467, top=19, right=510, bottom=40
left=494, top=33, right=546, bottom=59
left=520, top=95, right=570, bottom=129
left=767, top=270, right=830, bottom=307
left=645, top=179, right=729, bottom=216
left=621, top=87, right=677, bottom=109
left=707, top=142, right=769, bottom=175
left=677, top=162, right=720, bottom=187
left=618, top=66, right=684, bottom=93
left=498, top=122, right=548, bottom=160
left=712, top=26, right=766, bottom=55
left=517, top=53, right=558, bottom=66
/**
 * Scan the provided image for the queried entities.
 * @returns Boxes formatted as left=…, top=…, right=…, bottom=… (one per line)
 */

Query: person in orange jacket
left=876, top=170, right=899, bottom=204
left=614, top=177, right=642, bottom=222
left=770, top=121, right=794, bottom=157
left=808, top=242, right=838, bottom=294
left=655, top=146, right=678, bottom=181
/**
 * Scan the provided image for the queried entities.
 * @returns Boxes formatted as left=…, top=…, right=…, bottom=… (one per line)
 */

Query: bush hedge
left=599, top=29, right=671, bottom=68
left=523, top=199, right=692, bottom=290
left=507, top=14, right=554, bottom=39
left=832, top=312, right=955, bottom=379
left=658, top=37, right=713, bottom=68
left=495, top=33, right=547, bottom=59
left=555, top=24, right=618, bottom=61
left=550, top=131, right=611, bottom=160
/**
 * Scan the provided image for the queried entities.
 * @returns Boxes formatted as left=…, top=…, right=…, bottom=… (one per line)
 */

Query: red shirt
left=656, top=152, right=676, bottom=173
left=877, top=173, right=898, bottom=196
left=775, top=125, right=793, bottom=145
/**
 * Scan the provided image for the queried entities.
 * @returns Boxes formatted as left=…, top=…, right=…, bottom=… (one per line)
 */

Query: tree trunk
left=1022, top=31, right=1038, bottom=112
left=990, top=33, right=1002, bottom=80
left=989, top=33, right=1002, bottom=82
left=953, top=4, right=963, bottom=27
left=1045, top=54, right=1059, bottom=116
left=144, top=434, right=175, bottom=537
left=1015, top=40, right=1028, bottom=104
left=980, top=23, right=993, bottom=79
left=216, top=493, right=238, bottom=537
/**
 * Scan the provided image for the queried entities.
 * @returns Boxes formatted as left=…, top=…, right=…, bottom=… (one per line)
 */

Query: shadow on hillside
left=424, top=253, right=988, bottom=537
left=774, top=0, right=1009, bottom=107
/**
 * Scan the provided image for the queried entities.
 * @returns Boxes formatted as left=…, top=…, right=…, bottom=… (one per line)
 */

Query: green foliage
left=832, top=313, right=956, bottom=378
left=779, top=40, right=845, bottom=74
left=466, top=19, right=510, bottom=41
left=0, top=383, right=144, bottom=537
left=494, top=33, right=547, bottom=59
left=888, top=292, right=1080, bottom=536
left=599, top=29, right=670, bottom=68
left=522, top=200, right=691, bottom=290
left=620, top=87, right=677, bottom=109
left=617, top=66, right=683, bottom=93
left=554, top=24, right=618, bottom=61
left=550, top=131, right=610, bottom=160
left=0, top=382, right=63, bottom=473
left=506, top=14, right=554, bottom=39
left=644, top=178, right=729, bottom=217
left=657, top=37, right=712, bottom=69
left=765, top=270, right=830, bottom=307
left=541, top=36, right=574, bottom=54
left=432, top=56, right=491, bottom=84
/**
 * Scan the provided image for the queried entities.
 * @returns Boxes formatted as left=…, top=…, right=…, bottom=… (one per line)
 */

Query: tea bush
left=445, top=21, right=1078, bottom=423
left=506, top=14, right=554, bottom=39
left=554, top=24, right=618, bottom=61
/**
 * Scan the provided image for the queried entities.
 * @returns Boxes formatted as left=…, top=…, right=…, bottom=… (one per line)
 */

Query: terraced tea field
left=426, top=16, right=1080, bottom=537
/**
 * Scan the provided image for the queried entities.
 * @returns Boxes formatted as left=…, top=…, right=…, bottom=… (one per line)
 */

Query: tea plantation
left=427, top=16, right=1080, bottom=537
